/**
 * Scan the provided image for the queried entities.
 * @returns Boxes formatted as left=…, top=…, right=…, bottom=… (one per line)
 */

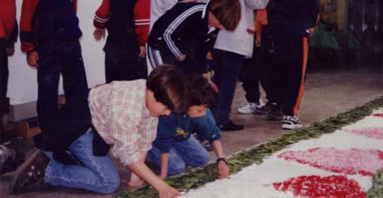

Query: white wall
left=8, top=0, right=106, bottom=105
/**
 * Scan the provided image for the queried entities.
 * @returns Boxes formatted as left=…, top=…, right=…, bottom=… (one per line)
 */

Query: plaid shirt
left=88, top=80, right=158, bottom=165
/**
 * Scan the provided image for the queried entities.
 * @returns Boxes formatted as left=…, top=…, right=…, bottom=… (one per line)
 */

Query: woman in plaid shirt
left=10, top=65, right=188, bottom=198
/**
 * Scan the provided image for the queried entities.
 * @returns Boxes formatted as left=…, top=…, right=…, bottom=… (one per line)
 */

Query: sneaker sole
left=281, top=123, right=303, bottom=130
left=237, top=110, right=255, bottom=114
left=9, top=148, right=41, bottom=194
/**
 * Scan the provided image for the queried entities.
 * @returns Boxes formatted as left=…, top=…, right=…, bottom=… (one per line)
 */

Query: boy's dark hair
left=187, top=74, right=216, bottom=107
left=209, top=0, right=241, bottom=31
left=147, top=65, right=189, bottom=113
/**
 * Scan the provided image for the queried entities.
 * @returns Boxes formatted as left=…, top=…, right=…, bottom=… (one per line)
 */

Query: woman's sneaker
left=0, top=145, right=25, bottom=175
left=281, top=115, right=303, bottom=130
left=10, top=149, right=49, bottom=194
left=237, top=102, right=261, bottom=114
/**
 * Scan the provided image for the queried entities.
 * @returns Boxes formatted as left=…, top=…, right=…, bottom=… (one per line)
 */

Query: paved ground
left=1, top=62, right=382, bottom=198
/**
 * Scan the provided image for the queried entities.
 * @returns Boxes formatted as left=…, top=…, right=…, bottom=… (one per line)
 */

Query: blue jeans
left=212, top=49, right=245, bottom=124
left=147, top=135, right=210, bottom=175
left=44, top=131, right=120, bottom=194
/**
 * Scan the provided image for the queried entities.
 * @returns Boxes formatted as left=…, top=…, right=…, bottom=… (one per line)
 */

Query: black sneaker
left=266, top=103, right=283, bottom=121
left=281, top=115, right=303, bottom=130
left=0, top=145, right=25, bottom=175
left=218, top=120, right=244, bottom=131
left=10, top=149, right=50, bottom=194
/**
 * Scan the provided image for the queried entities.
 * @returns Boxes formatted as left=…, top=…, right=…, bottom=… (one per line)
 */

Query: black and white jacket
left=148, top=2, right=212, bottom=73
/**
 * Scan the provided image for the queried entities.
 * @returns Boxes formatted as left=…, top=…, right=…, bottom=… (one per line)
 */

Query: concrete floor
left=1, top=63, right=383, bottom=198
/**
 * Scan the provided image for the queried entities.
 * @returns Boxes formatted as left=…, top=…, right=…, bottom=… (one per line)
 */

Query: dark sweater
left=267, top=0, right=319, bottom=37
left=104, top=0, right=139, bottom=53
left=20, top=0, right=82, bottom=53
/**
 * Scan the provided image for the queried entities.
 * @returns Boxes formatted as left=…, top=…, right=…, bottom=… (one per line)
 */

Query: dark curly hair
left=187, top=74, right=216, bottom=107
left=146, top=65, right=189, bottom=113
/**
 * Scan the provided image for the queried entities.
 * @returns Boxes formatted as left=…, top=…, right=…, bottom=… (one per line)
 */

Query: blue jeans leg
left=147, top=145, right=186, bottom=175
left=44, top=131, right=120, bottom=194
left=147, top=136, right=210, bottom=175
left=212, top=49, right=245, bottom=124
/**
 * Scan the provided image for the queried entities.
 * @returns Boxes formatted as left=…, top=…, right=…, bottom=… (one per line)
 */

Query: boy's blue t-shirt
left=153, top=109, right=221, bottom=153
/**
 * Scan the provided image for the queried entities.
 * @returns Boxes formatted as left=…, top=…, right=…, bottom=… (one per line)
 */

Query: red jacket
left=0, top=0, right=17, bottom=40
left=94, top=0, right=150, bottom=46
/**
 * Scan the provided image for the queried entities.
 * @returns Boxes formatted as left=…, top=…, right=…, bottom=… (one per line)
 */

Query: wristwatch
left=216, top=157, right=228, bottom=165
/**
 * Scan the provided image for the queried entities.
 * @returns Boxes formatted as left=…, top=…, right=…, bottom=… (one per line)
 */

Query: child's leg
left=147, top=146, right=186, bottom=175
left=173, top=135, right=210, bottom=168
left=45, top=131, right=120, bottom=194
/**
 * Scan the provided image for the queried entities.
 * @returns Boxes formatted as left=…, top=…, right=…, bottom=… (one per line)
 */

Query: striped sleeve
left=163, top=5, right=205, bottom=58
left=134, top=0, right=150, bottom=46
left=93, top=0, right=110, bottom=29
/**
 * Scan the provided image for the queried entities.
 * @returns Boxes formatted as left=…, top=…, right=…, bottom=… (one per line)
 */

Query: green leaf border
left=117, top=97, right=383, bottom=198
left=368, top=168, right=383, bottom=198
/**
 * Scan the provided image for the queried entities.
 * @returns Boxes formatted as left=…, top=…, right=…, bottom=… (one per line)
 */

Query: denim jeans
left=37, top=40, right=88, bottom=131
left=147, top=135, right=210, bottom=175
left=212, top=49, right=245, bottom=125
left=44, top=131, right=120, bottom=194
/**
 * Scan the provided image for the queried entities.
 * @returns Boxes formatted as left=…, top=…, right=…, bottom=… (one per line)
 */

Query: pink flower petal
left=273, top=175, right=366, bottom=198
left=278, top=148, right=383, bottom=176
left=345, top=127, right=383, bottom=140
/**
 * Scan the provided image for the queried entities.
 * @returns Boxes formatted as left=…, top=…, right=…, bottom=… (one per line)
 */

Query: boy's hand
left=176, top=54, right=186, bottom=62
left=158, top=184, right=180, bottom=198
left=307, top=28, right=315, bottom=37
left=217, top=160, right=229, bottom=179
left=158, top=172, right=167, bottom=179
left=208, top=80, right=219, bottom=93
left=139, top=45, right=146, bottom=58
left=255, top=36, right=261, bottom=47
left=27, top=51, right=39, bottom=67
left=93, top=28, right=105, bottom=41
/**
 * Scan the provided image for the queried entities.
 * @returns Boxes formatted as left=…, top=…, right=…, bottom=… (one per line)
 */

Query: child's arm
left=93, top=0, right=109, bottom=41
left=128, top=160, right=180, bottom=198
left=134, top=0, right=150, bottom=58
left=20, top=0, right=40, bottom=66
left=159, top=153, right=170, bottom=179
left=211, top=140, right=229, bottom=179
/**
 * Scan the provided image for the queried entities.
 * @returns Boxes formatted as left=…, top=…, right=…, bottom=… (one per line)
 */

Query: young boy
left=93, top=0, right=149, bottom=82
left=266, top=0, right=319, bottom=129
left=147, top=0, right=241, bottom=75
left=147, top=74, right=229, bottom=179
left=20, top=0, right=89, bottom=132
left=10, top=65, right=188, bottom=198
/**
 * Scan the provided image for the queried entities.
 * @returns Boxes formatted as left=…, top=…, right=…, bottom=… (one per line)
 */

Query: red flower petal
left=273, top=175, right=366, bottom=198
left=278, top=148, right=383, bottom=176
left=373, top=113, right=383, bottom=118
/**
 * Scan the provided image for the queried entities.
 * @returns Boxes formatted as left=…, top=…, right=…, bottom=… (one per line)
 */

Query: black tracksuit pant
left=268, top=34, right=309, bottom=116
left=239, top=32, right=274, bottom=104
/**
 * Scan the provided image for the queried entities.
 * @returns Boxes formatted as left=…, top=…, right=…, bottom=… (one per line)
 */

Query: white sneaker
left=238, top=102, right=259, bottom=114
left=281, top=115, right=303, bottom=130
